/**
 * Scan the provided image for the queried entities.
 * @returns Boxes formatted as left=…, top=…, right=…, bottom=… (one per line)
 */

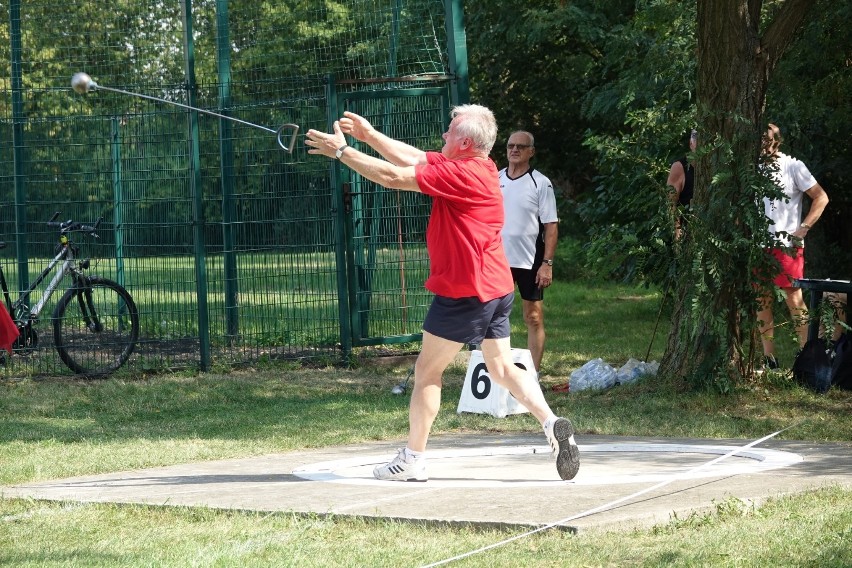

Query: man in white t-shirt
left=758, top=123, right=829, bottom=369
left=500, top=131, right=559, bottom=373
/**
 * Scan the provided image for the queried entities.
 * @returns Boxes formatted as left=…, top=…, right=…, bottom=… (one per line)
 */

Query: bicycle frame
left=1, top=214, right=139, bottom=377
left=5, top=241, right=80, bottom=326
left=1, top=214, right=103, bottom=330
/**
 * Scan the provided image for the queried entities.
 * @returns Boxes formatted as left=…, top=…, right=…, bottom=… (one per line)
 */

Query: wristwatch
left=335, top=144, right=348, bottom=159
left=542, top=259, right=553, bottom=266
left=800, top=222, right=812, bottom=229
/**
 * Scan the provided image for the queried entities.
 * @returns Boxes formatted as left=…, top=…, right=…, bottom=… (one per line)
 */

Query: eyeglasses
left=506, top=143, right=532, bottom=150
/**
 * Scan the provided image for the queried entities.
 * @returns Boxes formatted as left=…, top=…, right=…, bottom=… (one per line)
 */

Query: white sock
left=542, top=415, right=559, bottom=432
left=404, top=447, right=423, bottom=461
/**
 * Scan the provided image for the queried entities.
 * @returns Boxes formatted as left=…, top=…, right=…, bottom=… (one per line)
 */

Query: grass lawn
left=1, top=279, right=850, bottom=567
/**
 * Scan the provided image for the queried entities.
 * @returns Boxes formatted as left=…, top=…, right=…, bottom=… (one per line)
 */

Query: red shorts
left=768, top=247, right=804, bottom=288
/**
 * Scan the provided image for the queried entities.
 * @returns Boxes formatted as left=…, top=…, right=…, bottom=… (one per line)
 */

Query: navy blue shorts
left=422, top=293, right=514, bottom=344
left=511, top=266, right=544, bottom=301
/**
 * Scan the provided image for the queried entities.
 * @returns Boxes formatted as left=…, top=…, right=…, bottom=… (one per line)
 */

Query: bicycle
left=0, top=213, right=139, bottom=376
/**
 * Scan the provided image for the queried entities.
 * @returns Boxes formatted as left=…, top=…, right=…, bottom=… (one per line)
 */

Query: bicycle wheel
left=53, top=276, right=139, bottom=376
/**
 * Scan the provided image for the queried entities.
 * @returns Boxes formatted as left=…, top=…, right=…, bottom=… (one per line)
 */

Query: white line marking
left=420, top=424, right=801, bottom=567
left=291, top=442, right=802, bottom=488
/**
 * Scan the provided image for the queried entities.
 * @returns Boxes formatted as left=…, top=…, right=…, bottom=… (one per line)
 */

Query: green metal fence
left=0, top=0, right=469, bottom=377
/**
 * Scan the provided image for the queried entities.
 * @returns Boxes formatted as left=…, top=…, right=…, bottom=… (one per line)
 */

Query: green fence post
left=328, top=76, right=353, bottom=358
left=111, top=118, right=125, bottom=288
left=182, top=0, right=211, bottom=370
left=216, top=0, right=239, bottom=344
left=8, top=0, right=28, bottom=294
left=444, top=0, right=470, bottom=105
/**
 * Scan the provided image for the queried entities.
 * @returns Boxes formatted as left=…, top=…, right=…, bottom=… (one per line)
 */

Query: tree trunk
left=660, top=0, right=815, bottom=386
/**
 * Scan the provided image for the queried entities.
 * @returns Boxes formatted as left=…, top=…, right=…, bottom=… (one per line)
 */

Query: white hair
left=450, top=104, right=498, bottom=153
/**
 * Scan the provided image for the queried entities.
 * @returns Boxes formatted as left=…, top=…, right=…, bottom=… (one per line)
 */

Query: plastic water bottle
left=570, top=358, right=617, bottom=391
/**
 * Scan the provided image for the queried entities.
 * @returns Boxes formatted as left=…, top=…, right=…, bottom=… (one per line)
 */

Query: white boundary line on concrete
left=291, top=442, right=802, bottom=488
left=419, top=424, right=801, bottom=568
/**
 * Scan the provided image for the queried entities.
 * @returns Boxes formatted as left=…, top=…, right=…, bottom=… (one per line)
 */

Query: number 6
left=471, top=362, right=491, bottom=400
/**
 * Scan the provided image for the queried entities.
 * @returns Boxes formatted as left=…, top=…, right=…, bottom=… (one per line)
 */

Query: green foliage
left=576, top=0, right=697, bottom=286
left=582, top=1, right=697, bottom=132
left=466, top=0, right=635, bottom=200
left=550, top=236, right=595, bottom=282
left=464, top=0, right=849, bottom=291
left=561, top=0, right=850, bottom=287
left=489, top=0, right=849, bottom=388
left=578, top=131, right=678, bottom=285
left=663, top=128, right=789, bottom=389
left=765, top=0, right=852, bottom=278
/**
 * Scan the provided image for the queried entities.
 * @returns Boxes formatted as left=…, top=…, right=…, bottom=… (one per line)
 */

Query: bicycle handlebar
left=47, top=212, right=102, bottom=239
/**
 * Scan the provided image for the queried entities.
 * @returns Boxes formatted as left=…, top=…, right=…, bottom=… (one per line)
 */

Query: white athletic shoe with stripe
left=545, top=417, right=580, bottom=480
left=373, top=448, right=427, bottom=481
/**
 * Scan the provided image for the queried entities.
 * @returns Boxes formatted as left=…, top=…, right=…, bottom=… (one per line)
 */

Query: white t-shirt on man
left=499, top=168, right=558, bottom=268
left=762, top=152, right=818, bottom=247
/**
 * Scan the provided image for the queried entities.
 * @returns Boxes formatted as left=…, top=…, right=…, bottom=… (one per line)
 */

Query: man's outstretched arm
left=338, top=112, right=428, bottom=167
left=305, top=121, right=421, bottom=192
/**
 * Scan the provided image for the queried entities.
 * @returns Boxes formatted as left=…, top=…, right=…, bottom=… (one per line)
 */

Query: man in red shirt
left=306, top=105, right=579, bottom=481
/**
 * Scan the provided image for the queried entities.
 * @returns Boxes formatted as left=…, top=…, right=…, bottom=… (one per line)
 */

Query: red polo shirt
left=414, top=152, right=514, bottom=301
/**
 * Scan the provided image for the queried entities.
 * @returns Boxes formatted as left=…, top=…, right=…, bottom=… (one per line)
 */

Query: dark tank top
left=677, top=157, right=694, bottom=206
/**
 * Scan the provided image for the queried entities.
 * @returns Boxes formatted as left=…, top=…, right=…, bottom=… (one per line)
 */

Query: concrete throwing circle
left=291, top=443, right=803, bottom=488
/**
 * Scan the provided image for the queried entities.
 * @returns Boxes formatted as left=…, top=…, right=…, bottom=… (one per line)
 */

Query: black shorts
left=511, top=266, right=544, bottom=302
left=422, top=293, right=514, bottom=344
left=511, top=227, right=545, bottom=301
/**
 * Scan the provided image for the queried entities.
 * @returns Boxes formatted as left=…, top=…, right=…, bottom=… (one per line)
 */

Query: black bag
left=792, top=338, right=832, bottom=394
left=831, top=334, right=852, bottom=390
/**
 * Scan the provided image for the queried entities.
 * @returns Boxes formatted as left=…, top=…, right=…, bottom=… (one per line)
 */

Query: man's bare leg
left=406, top=331, right=463, bottom=452
left=480, top=336, right=579, bottom=480
left=757, top=293, right=777, bottom=358
left=783, top=287, right=808, bottom=348
left=373, top=332, right=462, bottom=481
left=479, top=336, right=552, bottom=423
left=522, top=299, right=545, bottom=371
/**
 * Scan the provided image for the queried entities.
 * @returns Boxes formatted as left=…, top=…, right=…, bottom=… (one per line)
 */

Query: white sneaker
left=545, top=418, right=580, bottom=480
left=373, top=449, right=428, bottom=481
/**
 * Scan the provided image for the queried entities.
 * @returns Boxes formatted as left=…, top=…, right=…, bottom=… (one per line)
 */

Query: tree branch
left=748, top=0, right=762, bottom=31
left=760, top=0, right=815, bottom=75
